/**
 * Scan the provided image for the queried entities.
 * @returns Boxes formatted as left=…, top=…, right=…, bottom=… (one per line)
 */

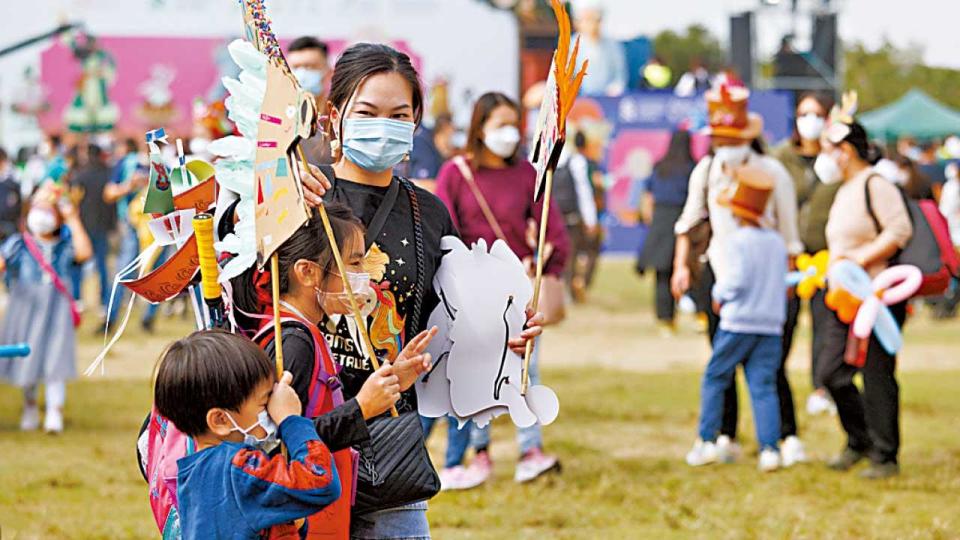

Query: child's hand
left=356, top=363, right=400, bottom=419
left=394, top=327, right=437, bottom=391
left=267, top=371, right=302, bottom=425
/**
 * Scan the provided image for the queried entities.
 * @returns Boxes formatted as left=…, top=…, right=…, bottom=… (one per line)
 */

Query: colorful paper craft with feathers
left=528, top=0, right=588, bottom=200
left=824, top=90, right=858, bottom=144
left=240, top=0, right=317, bottom=267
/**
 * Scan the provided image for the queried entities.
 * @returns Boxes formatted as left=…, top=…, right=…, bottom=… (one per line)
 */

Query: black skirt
left=637, top=203, right=683, bottom=272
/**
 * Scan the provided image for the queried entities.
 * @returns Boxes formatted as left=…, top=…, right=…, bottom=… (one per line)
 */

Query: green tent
left=859, top=89, right=960, bottom=141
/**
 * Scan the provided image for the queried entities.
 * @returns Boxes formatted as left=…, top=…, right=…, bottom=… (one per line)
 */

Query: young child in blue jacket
left=686, top=165, right=787, bottom=472
left=154, top=330, right=341, bottom=539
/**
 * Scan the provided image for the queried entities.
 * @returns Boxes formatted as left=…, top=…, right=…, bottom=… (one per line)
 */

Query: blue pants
left=698, top=330, right=782, bottom=450
left=470, top=343, right=543, bottom=456
left=420, top=416, right=472, bottom=469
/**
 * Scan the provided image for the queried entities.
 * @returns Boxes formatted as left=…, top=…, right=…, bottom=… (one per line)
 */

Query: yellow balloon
left=797, top=279, right=816, bottom=300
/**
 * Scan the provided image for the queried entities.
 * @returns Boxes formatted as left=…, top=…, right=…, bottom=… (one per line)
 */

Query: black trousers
left=655, top=269, right=675, bottom=321
left=809, top=288, right=832, bottom=388
left=817, top=302, right=906, bottom=464
left=702, top=264, right=800, bottom=440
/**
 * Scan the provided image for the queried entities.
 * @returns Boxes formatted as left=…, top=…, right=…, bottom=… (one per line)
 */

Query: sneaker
left=464, top=451, right=493, bottom=486
left=657, top=321, right=676, bottom=338
left=685, top=439, right=718, bottom=467
left=780, top=436, right=808, bottom=467
left=806, top=392, right=837, bottom=416
left=44, top=407, right=64, bottom=434
left=758, top=448, right=781, bottom=472
left=827, top=448, right=867, bottom=471
left=439, top=465, right=486, bottom=491
left=20, top=404, right=40, bottom=431
left=514, top=447, right=560, bottom=483
left=859, top=462, right=900, bottom=480
left=715, top=435, right=741, bottom=464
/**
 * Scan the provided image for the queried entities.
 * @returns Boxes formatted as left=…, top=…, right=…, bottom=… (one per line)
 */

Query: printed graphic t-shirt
left=323, top=176, right=457, bottom=414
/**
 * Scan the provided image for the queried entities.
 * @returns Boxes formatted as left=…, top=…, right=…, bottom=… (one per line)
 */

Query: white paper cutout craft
left=415, top=236, right=560, bottom=429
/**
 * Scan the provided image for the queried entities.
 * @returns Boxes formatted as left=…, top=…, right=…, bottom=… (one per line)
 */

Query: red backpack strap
left=22, top=233, right=81, bottom=327
left=252, top=312, right=344, bottom=417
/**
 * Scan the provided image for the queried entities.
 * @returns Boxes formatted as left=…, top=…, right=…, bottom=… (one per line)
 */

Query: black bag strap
left=864, top=174, right=882, bottom=234
left=398, top=178, right=425, bottom=344
left=319, top=164, right=401, bottom=251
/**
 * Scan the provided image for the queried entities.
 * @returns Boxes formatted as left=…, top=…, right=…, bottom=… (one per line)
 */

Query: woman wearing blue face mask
left=297, top=43, right=544, bottom=539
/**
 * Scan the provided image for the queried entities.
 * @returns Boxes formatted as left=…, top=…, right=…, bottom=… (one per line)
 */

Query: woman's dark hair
left=154, top=330, right=274, bottom=437
left=791, top=91, right=835, bottom=146
left=653, top=129, right=694, bottom=178
left=841, top=121, right=882, bottom=165
left=466, top=91, right=521, bottom=166
left=288, top=36, right=329, bottom=58
left=327, top=43, right=424, bottom=132
left=230, top=203, right=363, bottom=330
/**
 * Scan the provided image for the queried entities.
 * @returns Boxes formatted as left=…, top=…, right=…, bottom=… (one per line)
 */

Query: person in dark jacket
left=636, top=129, right=694, bottom=334
left=0, top=148, right=22, bottom=243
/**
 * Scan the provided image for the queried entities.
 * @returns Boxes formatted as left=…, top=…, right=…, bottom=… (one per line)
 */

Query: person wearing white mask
left=772, top=92, right=841, bottom=420
left=817, top=99, right=912, bottom=479
left=672, top=84, right=804, bottom=465
left=0, top=182, right=92, bottom=434
left=288, top=36, right=333, bottom=165
left=435, top=91, right=569, bottom=488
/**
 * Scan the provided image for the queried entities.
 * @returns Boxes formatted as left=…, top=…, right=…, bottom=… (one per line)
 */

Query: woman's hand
left=356, top=363, right=400, bottom=419
left=670, top=263, right=691, bottom=299
left=301, top=163, right=332, bottom=208
left=509, top=309, right=544, bottom=356
left=393, top=326, right=437, bottom=391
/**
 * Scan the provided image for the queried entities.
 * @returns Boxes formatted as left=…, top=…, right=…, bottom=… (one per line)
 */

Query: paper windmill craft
left=786, top=250, right=829, bottom=299
left=826, top=260, right=922, bottom=356
left=416, top=237, right=560, bottom=429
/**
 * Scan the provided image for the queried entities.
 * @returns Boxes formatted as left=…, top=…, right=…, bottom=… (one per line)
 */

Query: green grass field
left=1, top=260, right=958, bottom=539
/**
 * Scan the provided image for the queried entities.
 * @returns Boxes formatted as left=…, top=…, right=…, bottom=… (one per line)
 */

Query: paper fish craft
left=786, top=250, right=829, bottom=299
left=826, top=260, right=922, bottom=356
left=416, top=236, right=560, bottom=429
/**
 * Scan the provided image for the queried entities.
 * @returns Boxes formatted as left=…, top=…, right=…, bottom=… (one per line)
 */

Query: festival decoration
left=521, top=0, right=588, bottom=394
left=136, top=64, right=179, bottom=126
left=61, top=30, right=119, bottom=133
left=826, top=260, right=922, bottom=363
left=193, top=213, right=224, bottom=328
left=416, top=237, right=560, bottom=428
left=786, top=250, right=830, bottom=299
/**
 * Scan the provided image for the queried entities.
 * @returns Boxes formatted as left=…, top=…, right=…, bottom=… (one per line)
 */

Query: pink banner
left=40, top=36, right=421, bottom=137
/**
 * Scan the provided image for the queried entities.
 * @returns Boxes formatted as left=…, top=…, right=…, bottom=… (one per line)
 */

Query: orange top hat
left=704, top=84, right=763, bottom=140
left=718, top=164, right=774, bottom=223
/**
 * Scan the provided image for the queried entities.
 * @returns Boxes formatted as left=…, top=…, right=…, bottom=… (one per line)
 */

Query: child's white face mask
left=316, top=271, right=374, bottom=315
left=226, top=409, right=279, bottom=452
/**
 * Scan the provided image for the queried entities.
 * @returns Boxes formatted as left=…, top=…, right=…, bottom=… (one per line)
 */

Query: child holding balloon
left=0, top=182, right=92, bottom=433
left=685, top=166, right=788, bottom=472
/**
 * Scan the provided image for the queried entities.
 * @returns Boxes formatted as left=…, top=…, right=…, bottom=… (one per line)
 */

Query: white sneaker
left=806, top=392, right=837, bottom=416
left=43, top=407, right=63, bottom=434
left=715, top=435, right=741, bottom=464
left=20, top=404, right=40, bottom=431
left=780, top=435, right=808, bottom=467
left=439, top=466, right=486, bottom=491
left=514, top=448, right=560, bottom=483
left=685, top=439, right=718, bottom=466
left=758, top=448, right=781, bottom=472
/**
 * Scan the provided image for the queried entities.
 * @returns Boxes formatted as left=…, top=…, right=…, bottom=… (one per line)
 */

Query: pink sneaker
left=514, top=448, right=560, bottom=483
left=463, top=451, right=493, bottom=486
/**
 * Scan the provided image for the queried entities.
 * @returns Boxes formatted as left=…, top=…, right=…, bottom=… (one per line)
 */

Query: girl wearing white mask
left=283, top=45, right=544, bottom=538
left=434, top=92, right=569, bottom=488
left=672, top=84, right=804, bottom=465
left=818, top=110, right=912, bottom=480
left=771, top=92, right=841, bottom=420
left=0, top=182, right=92, bottom=434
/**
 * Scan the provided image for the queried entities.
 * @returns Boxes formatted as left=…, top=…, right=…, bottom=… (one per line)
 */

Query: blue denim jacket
left=2, top=229, right=77, bottom=287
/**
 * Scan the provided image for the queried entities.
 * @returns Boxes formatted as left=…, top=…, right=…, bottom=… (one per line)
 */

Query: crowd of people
left=0, top=14, right=959, bottom=540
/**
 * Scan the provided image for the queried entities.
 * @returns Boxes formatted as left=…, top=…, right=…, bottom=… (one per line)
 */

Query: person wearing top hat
left=671, top=83, right=806, bottom=466
left=685, top=165, right=788, bottom=472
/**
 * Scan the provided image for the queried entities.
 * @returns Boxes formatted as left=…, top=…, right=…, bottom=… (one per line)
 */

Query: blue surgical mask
left=341, top=118, right=415, bottom=172
left=292, top=67, right=324, bottom=96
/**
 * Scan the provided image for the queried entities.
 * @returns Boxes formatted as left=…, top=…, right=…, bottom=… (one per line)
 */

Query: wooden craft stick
left=521, top=167, right=554, bottom=395
left=271, top=253, right=284, bottom=379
